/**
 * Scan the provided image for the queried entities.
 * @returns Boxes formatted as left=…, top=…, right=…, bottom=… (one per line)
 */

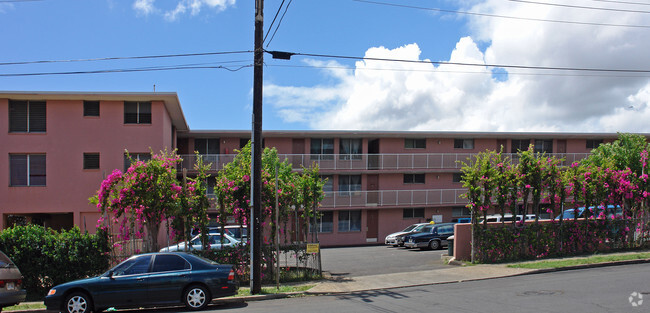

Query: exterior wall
left=0, top=98, right=174, bottom=232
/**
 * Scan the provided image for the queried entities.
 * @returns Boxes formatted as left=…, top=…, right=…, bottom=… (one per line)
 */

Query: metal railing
left=319, top=188, right=467, bottom=208
left=179, top=153, right=591, bottom=172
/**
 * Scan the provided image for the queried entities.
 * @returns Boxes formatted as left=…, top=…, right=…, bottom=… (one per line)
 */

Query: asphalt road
left=320, top=245, right=447, bottom=277
left=204, top=262, right=650, bottom=313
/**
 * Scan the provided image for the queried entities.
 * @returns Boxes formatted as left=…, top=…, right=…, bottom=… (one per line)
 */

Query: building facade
left=0, top=91, right=633, bottom=247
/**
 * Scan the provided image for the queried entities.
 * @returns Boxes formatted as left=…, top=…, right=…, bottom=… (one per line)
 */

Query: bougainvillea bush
left=462, top=133, right=650, bottom=263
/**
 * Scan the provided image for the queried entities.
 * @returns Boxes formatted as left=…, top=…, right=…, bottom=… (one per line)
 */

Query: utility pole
left=250, top=0, right=264, bottom=295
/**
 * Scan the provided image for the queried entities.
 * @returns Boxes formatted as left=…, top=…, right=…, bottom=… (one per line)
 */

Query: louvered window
left=84, top=101, right=100, bottom=117
left=83, top=153, right=100, bottom=169
left=124, top=101, right=151, bottom=124
left=10, top=154, right=46, bottom=186
left=9, top=100, right=46, bottom=133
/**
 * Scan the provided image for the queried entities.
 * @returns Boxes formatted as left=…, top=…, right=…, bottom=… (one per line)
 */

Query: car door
left=147, top=254, right=192, bottom=305
left=93, top=255, right=152, bottom=309
left=438, top=225, right=454, bottom=246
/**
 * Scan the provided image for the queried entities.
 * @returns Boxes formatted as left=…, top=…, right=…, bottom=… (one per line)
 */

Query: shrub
left=0, top=225, right=110, bottom=300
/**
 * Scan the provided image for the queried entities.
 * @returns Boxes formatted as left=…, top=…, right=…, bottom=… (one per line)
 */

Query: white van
left=479, top=214, right=537, bottom=223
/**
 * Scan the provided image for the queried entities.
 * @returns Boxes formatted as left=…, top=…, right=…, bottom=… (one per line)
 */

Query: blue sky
left=3, top=0, right=650, bottom=132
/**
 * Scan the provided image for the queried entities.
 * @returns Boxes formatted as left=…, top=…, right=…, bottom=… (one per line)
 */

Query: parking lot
left=320, top=245, right=448, bottom=278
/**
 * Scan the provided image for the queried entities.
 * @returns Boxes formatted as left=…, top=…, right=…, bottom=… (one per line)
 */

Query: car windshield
left=401, top=225, right=417, bottom=232
left=0, top=251, right=15, bottom=268
left=412, top=224, right=428, bottom=232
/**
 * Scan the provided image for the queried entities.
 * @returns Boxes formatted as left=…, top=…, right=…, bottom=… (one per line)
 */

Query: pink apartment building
left=0, top=91, right=635, bottom=247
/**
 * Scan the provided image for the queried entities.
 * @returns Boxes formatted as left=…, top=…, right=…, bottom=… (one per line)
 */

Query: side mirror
left=108, top=270, right=115, bottom=279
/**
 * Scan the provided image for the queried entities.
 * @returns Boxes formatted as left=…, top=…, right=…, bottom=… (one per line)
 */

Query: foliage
left=91, top=149, right=211, bottom=252
left=0, top=225, right=110, bottom=300
left=461, top=133, right=650, bottom=263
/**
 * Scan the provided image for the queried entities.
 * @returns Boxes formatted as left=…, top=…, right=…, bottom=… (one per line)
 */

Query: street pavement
left=11, top=250, right=650, bottom=312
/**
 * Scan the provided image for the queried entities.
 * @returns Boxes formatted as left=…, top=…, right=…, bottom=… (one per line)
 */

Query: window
left=311, top=211, right=333, bottom=233
left=124, top=101, right=151, bottom=124
left=511, top=139, right=530, bottom=152
left=151, top=254, right=190, bottom=273
left=240, top=138, right=250, bottom=148
left=405, top=138, right=426, bottom=149
left=206, top=176, right=217, bottom=196
left=437, top=225, right=454, bottom=235
left=83, top=101, right=100, bottom=117
left=340, top=139, right=362, bottom=160
left=9, top=100, right=46, bottom=133
left=321, top=175, right=333, bottom=192
left=452, top=206, right=471, bottom=217
left=452, top=173, right=463, bottom=183
left=310, top=138, right=334, bottom=160
left=586, top=139, right=603, bottom=149
left=112, top=255, right=152, bottom=276
left=403, top=173, right=425, bottom=184
left=534, top=139, right=553, bottom=153
left=338, top=210, right=361, bottom=232
left=403, top=208, right=424, bottom=219
left=83, top=153, right=100, bottom=170
left=454, top=139, right=474, bottom=149
left=195, top=138, right=220, bottom=154
left=338, top=175, right=361, bottom=195
left=10, top=154, right=46, bottom=186
left=124, top=153, right=151, bottom=171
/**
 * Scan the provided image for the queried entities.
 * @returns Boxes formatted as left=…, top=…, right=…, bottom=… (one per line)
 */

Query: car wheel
left=184, top=285, right=211, bottom=310
left=428, top=240, right=441, bottom=250
left=65, top=292, right=93, bottom=313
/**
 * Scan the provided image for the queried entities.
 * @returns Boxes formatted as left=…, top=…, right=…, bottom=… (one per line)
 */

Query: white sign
left=431, top=215, right=443, bottom=224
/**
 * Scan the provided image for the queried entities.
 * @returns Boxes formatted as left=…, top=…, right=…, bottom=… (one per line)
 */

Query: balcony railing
left=321, top=188, right=468, bottom=208
left=179, top=153, right=591, bottom=172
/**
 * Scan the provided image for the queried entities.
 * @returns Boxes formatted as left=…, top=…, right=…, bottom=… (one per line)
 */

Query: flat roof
left=0, top=91, right=189, bottom=132
left=183, top=129, right=646, bottom=139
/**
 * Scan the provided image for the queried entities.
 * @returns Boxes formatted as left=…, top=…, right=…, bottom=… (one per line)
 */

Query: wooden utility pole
left=251, top=0, right=264, bottom=295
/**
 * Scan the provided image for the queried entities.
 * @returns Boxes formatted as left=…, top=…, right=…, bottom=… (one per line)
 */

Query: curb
left=8, top=258, right=649, bottom=313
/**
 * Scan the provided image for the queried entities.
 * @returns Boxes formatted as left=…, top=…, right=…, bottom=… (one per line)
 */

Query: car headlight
left=47, top=289, right=56, bottom=296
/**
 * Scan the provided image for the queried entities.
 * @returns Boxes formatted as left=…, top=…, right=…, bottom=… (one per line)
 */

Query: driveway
left=320, top=245, right=447, bottom=277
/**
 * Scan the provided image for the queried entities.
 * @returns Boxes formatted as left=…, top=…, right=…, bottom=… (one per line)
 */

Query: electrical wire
left=587, top=0, right=650, bottom=6
left=352, top=0, right=650, bottom=28
left=264, top=0, right=286, bottom=43
left=0, top=50, right=253, bottom=66
left=508, top=0, right=650, bottom=14
left=267, top=63, right=650, bottom=78
left=0, top=62, right=253, bottom=77
left=267, top=50, right=650, bottom=73
left=266, top=0, right=294, bottom=47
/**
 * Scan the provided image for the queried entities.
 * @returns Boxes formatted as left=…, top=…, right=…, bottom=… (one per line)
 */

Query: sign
left=431, top=215, right=443, bottom=224
left=306, top=243, right=320, bottom=254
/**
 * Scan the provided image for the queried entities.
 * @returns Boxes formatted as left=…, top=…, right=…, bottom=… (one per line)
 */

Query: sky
left=2, top=0, right=650, bottom=133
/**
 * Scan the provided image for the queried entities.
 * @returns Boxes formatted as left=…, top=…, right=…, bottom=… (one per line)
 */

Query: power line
left=267, top=63, right=650, bottom=78
left=583, top=0, right=650, bottom=7
left=0, top=50, right=253, bottom=66
left=0, top=63, right=253, bottom=77
left=508, top=0, right=650, bottom=14
left=264, top=0, right=286, bottom=43
left=0, top=0, right=42, bottom=2
left=265, top=0, right=294, bottom=47
left=352, top=0, right=650, bottom=28
left=267, top=50, right=650, bottom=73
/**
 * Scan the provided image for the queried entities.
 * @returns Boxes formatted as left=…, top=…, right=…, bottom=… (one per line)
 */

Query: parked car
left=555, top=205, right=622, bottom=220
left=478, top=214, right=541, bottom=223
left=403, top=223, right=455, bottom=250
left=451, top=217, right=471, bottom=223
left=0, top=250, right=26, bottom=312
left=160, top=232, right=241, bottom=252
left=384, top=223, right=430, bottom=247
left=44, top=252, right=238, bottom=313
left=191, top=225, right=248, bottom=241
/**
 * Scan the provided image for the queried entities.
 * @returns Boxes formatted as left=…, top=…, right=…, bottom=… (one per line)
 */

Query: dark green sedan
left=45, top=252, right=238, bottom=313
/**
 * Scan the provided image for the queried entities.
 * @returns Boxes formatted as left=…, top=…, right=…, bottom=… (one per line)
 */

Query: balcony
left=321, top=188, right=468, bottom=208
left=179, top=153, right=591, bottom=172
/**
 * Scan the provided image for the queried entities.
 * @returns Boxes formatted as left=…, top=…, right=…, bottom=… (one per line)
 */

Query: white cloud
left=266, top=0, right=650, bottom=132
left=133, top=0, right=236, bottom=21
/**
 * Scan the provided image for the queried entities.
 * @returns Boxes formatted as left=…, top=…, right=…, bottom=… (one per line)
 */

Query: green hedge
left=0, top=225, right=111, bottom=300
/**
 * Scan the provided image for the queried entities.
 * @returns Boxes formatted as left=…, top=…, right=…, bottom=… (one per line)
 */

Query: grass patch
left=236, top=284, right=315, bottom=296
left=508, top=252, right=650, bottom=269
left=3, top=302, right=46, bottom=311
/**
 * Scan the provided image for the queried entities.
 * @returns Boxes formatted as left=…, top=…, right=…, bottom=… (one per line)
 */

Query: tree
left=92, top=149, right=210, bottom=252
